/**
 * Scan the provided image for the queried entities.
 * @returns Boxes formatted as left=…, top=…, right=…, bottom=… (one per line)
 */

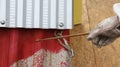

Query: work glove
left=87, top=16, right=120, bottom=47
left=87, top=3, right=120, bottom=47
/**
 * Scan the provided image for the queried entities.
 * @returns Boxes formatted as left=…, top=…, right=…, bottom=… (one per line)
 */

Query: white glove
left=87, top=16, right=120, bottom=47
left=87, top=3, right=120, bottom=47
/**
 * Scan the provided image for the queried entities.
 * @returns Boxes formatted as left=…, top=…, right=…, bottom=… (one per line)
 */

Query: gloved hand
left=87, top=16, right=120, bottom=47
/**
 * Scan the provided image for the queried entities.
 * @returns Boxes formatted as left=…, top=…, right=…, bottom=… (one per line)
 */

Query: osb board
left=70, top=0, right=120, bottom=67
left=70, top=0, right=96, bottom=67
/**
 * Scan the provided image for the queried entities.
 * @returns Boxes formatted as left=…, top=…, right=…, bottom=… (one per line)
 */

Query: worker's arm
left=87, top=3, right=120, bottom=47
left=87, top=16, right=120, bottom=47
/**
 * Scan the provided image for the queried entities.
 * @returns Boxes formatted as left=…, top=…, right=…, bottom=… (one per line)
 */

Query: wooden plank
left=70, top=0, right=96, bottom=67
left=71, top=0, right=120, bottom=67
left=87, top=0, right=120, bottom=67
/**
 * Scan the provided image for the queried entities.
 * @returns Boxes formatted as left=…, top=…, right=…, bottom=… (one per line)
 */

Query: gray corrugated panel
left=0, top=0, right=73, bottom=29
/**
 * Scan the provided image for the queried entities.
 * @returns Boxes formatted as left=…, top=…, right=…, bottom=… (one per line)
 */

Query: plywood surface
left=70, top=0, right=120, bottom=67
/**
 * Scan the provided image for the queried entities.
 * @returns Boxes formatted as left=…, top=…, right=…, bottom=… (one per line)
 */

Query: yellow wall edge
left=74, top=0, right=82, bottom=25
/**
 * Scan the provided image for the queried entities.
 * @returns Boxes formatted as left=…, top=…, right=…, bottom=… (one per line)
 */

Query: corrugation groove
left=0, top=0, right=73, bottom=29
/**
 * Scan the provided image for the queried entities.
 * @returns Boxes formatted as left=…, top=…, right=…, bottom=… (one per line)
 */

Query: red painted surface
left=0, top=28, right=69, bottom=67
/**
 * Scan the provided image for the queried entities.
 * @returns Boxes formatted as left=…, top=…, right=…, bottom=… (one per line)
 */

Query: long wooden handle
left=35, top=32, right=89, bottom=42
